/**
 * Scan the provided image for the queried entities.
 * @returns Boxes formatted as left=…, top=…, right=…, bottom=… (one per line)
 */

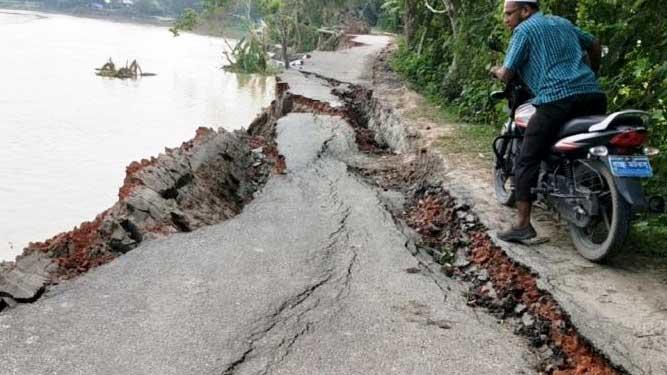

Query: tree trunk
left=441, top=0, right=459, bottom=38
left=440, top=0, right=462, bottom=99
left=403, top=0, right=418, bottom=44
left=282, top=32, right=289, bottom=70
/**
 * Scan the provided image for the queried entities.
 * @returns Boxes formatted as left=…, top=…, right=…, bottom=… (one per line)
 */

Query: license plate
left=608, top=156, right=653, bottom=178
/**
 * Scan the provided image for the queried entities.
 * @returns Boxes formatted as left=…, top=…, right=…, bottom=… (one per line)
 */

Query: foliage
left=171, top=0, right=378, bottom=73
left=390, top=0, right=667, bottom=196
left=376, top=0, right=402, bottom=31
left=222, top=33, right=278, bottom=74
left=626, top=214, right=667, bottom=257
left=169, top=7, right=198, bottom=36
left=390, top=0, right=667, bottom=252
left=574, top=0, right=667, bottom=194
left=133, top=0, right=163, bottom=15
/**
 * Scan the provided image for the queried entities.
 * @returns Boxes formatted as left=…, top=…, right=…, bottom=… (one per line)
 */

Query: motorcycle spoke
left=601, top=207, right=611, bottom=231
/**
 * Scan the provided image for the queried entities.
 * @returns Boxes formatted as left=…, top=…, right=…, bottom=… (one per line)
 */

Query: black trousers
left=515, top=93, right=608, bottom=202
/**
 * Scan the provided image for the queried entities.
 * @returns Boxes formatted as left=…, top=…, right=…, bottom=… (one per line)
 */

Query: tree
left=260, top=0, right=296, bottom=69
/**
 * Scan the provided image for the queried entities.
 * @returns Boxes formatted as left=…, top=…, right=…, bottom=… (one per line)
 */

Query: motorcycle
left=490, top=78, right=663, bottom=262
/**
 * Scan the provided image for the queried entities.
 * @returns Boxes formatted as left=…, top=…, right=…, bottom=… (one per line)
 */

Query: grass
left=626, top=215, right=667, bottom=258
left=453, top=122, right=498, bottom=156
left=406, top=95, right=500, bottom=158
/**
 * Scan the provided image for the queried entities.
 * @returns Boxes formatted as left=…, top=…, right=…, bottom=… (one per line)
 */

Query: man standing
left=491, top=0, right=606, bottom=242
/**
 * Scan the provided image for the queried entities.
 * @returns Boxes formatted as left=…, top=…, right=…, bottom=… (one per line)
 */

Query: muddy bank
left=0, top=81, right=290, bottom=311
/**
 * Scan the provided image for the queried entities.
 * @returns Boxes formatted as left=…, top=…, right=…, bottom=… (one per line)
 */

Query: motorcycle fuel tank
left=514, top=103, right=536, bottom=128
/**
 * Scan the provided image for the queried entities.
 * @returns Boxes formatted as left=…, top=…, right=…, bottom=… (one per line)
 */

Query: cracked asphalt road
left=0, top=36, right=539, bottom=375
left=0, top=113, right=538, bottom=374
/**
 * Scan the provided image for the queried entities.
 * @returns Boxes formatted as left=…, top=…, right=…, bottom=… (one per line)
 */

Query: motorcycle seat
left=558, top=115, right=607, bottom=138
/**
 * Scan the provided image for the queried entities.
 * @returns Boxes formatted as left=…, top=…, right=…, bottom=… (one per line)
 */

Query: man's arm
left=573, top=25, right=601, bottom=74
left=493, top=30, right=527, bottom=83
left=587, top=38, right=602, bottom=74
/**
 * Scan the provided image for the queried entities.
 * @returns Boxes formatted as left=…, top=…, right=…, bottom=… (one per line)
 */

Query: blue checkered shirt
left=503, top=12, right=603, bottom=105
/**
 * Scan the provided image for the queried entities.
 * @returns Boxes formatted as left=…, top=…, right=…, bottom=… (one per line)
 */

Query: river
left=0, top=10, right=275, bottom=261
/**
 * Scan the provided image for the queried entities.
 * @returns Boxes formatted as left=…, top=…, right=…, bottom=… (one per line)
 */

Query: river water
left=0, top=10, right=275, bottom=261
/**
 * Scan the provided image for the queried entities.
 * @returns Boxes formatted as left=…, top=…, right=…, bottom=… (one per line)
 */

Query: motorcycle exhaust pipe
left=648, top=196, right=666, bottom=214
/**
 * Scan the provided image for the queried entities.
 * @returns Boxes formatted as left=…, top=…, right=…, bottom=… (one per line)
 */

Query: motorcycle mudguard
left=613, top=176, right=648, bottom=210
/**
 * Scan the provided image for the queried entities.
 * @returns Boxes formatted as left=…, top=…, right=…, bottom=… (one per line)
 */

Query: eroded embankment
left=0, top=50, right=625, bottom=375
left=0, top=81, right=293, bottom=312
left=331, top=72, right=625, bottom=374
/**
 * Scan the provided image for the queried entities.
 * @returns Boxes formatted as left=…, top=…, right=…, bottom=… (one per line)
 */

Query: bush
left=391, top=0, right=667, bottom=197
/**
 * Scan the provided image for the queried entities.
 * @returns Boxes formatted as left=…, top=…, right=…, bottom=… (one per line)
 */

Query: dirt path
left=370, top=43, right=667, bottom=375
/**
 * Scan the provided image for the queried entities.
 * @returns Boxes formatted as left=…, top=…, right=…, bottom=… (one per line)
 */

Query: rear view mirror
left=487, top=35, right=504, bottom=53
left=490, top=90, right=506, bottom=101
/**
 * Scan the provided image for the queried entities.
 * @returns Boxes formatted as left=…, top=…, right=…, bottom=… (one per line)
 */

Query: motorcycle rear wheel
left=568, top=161, right=631, bottom=262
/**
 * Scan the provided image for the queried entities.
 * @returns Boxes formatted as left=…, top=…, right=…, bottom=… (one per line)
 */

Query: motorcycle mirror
left=489, top=90, right=506, bottom=101
left=487, top=35, right=504, bottom=53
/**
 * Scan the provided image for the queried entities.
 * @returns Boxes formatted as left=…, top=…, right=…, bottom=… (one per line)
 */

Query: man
left=490, top=0, right=606, bottom=242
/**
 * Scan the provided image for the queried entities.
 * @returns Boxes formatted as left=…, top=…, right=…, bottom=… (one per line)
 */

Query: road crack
left=220, top=277, right=330, bottom=375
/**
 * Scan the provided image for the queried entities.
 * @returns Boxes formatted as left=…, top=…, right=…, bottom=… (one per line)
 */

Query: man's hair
left=516, top=1, right=539, bottom=10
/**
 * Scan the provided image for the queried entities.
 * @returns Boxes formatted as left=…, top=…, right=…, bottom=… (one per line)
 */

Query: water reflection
left=237, top=74, right=269, bottom=97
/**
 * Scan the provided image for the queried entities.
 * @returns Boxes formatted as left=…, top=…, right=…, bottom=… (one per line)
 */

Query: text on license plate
left=608, top=156, right=653, bottom=178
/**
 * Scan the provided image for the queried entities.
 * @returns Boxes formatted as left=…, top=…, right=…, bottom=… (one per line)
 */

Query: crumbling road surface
left=0, top=37, right=538, bottom=374
left=372, top=43, right=667, bottom=374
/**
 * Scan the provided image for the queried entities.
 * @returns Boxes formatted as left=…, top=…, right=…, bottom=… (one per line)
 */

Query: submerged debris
left=95, top=58, right=156, bottom=79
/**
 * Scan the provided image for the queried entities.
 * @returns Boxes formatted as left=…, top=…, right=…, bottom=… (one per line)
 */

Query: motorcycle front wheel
left=493, top=137, right=516, bottom=207
left=568, top=161, right=632, bottom=262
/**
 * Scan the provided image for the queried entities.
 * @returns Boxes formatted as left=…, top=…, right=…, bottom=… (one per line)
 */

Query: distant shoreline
left=0, top=5, right=243, bottom=39
left=0, top=5, right=175, bottom=28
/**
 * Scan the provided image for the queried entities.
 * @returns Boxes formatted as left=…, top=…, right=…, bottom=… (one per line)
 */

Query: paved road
left=0, top=114, right=537, bottom=375
left=0, top=37, right=538, bottom=375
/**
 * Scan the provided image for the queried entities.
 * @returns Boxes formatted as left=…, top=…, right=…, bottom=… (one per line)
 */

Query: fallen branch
left=424, top=0, right=448, bottom=14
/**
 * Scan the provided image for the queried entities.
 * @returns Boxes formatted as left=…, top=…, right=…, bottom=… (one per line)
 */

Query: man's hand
left=490, top=66, right=502, bottom=79
left=490, top=66, right=515, bottom=83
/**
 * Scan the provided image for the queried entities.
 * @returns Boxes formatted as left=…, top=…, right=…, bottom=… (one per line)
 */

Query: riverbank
left=1, top=10, right=275, bottom=263
left=0, top=86, right=285, bottom=306
left=0, top=5, right=173, bottom=27
left=0, top=34, right=542, bottom=375
left=2, top=33, right=664, bottom=375
left=0, top=5, right=246, bottom=38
